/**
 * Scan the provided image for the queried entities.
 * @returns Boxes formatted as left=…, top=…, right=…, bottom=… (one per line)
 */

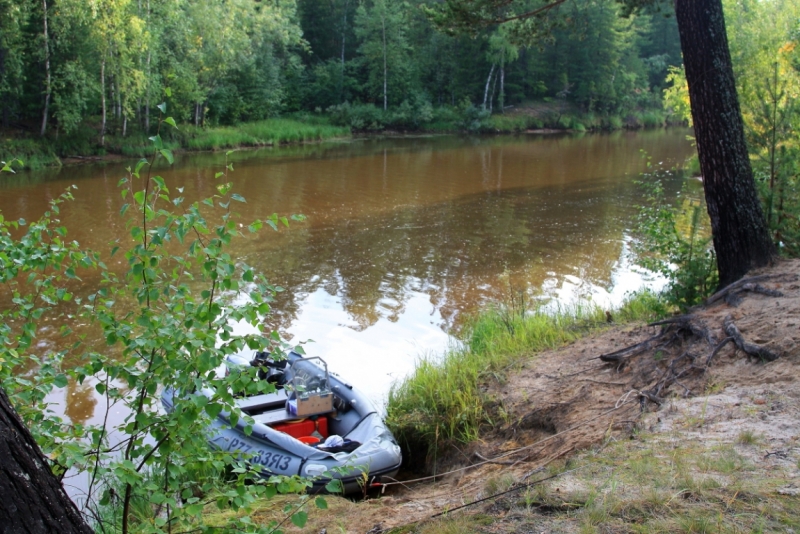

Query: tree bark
left=0, top=387, right=93, bottom=534
left=675, top=0, right=775, bottom=287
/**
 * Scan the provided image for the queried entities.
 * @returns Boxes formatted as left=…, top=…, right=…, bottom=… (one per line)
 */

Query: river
left=1, top=130, right=695, bottom=427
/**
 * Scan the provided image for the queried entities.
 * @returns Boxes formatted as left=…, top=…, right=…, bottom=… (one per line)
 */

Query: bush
left=635, top=163, right=718, bottom=310
left=456, top=98, right=490, bottom=132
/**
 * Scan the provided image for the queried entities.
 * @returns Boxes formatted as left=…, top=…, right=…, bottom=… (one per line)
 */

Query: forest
left=1, top=0, right=797, bottom=159
left=0, top=0, right=683, bottom=145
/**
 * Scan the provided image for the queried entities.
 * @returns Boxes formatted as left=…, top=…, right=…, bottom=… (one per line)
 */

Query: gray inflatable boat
left=161, top=351, right=402, bottom=494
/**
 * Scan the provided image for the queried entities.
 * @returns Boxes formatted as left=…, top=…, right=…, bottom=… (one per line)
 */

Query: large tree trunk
left=0, top=388, right=93, bottom=534
left=675, top=0, right=775, bottom=287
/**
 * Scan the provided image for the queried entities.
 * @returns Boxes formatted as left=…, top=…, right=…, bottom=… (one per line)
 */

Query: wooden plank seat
left=237, top=390, right=290, bottom=415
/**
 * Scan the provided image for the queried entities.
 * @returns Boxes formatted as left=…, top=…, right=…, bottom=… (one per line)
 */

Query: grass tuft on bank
left=385, top=291, right=670, bottom=467
left=115, top=118, right=350, bottom=157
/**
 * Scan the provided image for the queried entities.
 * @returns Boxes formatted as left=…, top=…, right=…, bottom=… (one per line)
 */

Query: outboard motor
left=250, top=351, right=288, bottom=387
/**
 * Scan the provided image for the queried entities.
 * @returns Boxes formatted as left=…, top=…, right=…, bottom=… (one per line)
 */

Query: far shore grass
left=2, top=104, right=677, bottom=171
left=1, top=117, right=351, bottom=170
left=385, top=290, right=671, bottom=467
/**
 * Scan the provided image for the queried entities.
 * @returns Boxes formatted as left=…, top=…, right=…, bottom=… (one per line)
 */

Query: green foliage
left=354, top=0, right=413, bottom=110
left=635, top=165, right=718, bottom=310
left=663, top=65, right=691, bottom=125
left=455, top=98, right=491, bottom=132
left=386, top=291, right=669, bottom=469
left=1, top=0, right=680, bottom=147
left=1, top=114, right=325, bottom=532
left=726, top=0, right=800, bottom=257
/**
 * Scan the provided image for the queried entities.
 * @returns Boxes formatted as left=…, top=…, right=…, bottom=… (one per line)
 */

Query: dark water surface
left=1, top=130, right=694, bottom=424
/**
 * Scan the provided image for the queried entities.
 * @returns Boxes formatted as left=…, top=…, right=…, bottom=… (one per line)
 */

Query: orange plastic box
left=271, top=416, right=328, bottom=439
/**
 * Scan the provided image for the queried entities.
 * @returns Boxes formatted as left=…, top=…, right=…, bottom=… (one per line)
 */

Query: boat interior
left=232, top=353, right=370, bottom=443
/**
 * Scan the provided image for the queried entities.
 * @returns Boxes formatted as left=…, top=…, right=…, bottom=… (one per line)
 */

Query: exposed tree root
left=706, top=273, right=793, bottom=306
left=724, top=315, right=779, bottom=361
left=600, top=279, right=786, bottom=410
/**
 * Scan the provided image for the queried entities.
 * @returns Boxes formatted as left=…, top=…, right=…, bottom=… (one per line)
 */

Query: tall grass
left=385, top=290, right=670, bottom=468
left=0, top=138, right=61, bottom=169
left=3, top=118, right=350, bottom=169
left=183, top=119, right=349, bottom=151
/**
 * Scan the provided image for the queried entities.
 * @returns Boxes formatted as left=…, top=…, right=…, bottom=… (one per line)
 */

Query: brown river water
left=0, top=130, right=695, bottom=433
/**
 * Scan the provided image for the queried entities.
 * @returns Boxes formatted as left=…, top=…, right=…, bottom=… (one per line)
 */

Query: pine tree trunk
left=0, top=387, right=93, bottom=534
left=674, top=0, right=775, bottom=287
left=40, top=0, right=51, bottom=137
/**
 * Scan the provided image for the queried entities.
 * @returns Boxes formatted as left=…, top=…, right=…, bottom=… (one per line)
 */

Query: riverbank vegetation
left=386, top=290, right=669, bottom=467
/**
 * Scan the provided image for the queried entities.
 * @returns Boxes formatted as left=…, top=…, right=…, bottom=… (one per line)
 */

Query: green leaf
left=290, top=511, right=308, bottom=528
left=157, top=102, right=167, bottom=114
left=135, top=158, right=149, bottom=174
left=205, top=403, right=223, bottom=418
left=325, top=480, right=343, bottom=493
left=164, top=87, right=172, bottom=97
left=164, top=117, right=178, bottom=129
left=53, top=374, right=68, bottom=388
left=231, top=193, right=246, bottom=203
left=159, top=149, right=174, bottom=165
left=185, top=503, right=204, bottom=516
left=315, top=496, right=328, bottom=509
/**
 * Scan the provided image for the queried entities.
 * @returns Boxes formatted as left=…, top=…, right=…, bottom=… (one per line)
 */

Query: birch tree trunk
left=382, top=14, right=387, bottom=111
left=145, top=50, right=151, bottom=132
left=39, top=0, right=51, bottom=137
left=483, top=63, right=495, bottom=110
left=100, top=58, right=106, bottom=146
left=499, top=62, right=505, bottom=113
left=341, top=0, right=349, bottom=102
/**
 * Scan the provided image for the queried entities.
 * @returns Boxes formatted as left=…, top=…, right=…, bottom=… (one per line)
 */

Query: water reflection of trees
left=2, top=131, right=692, bottom=341
left=64, top=378, right=98, bottom=426
left=254, top=172, right=683, bottom=334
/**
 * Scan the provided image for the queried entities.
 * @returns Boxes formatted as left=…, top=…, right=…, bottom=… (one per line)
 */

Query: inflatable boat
left=161, top=351, right=402, bottom=494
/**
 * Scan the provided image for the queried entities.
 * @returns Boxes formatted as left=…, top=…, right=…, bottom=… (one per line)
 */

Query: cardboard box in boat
left=286, top=392, right=333, bottom=417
